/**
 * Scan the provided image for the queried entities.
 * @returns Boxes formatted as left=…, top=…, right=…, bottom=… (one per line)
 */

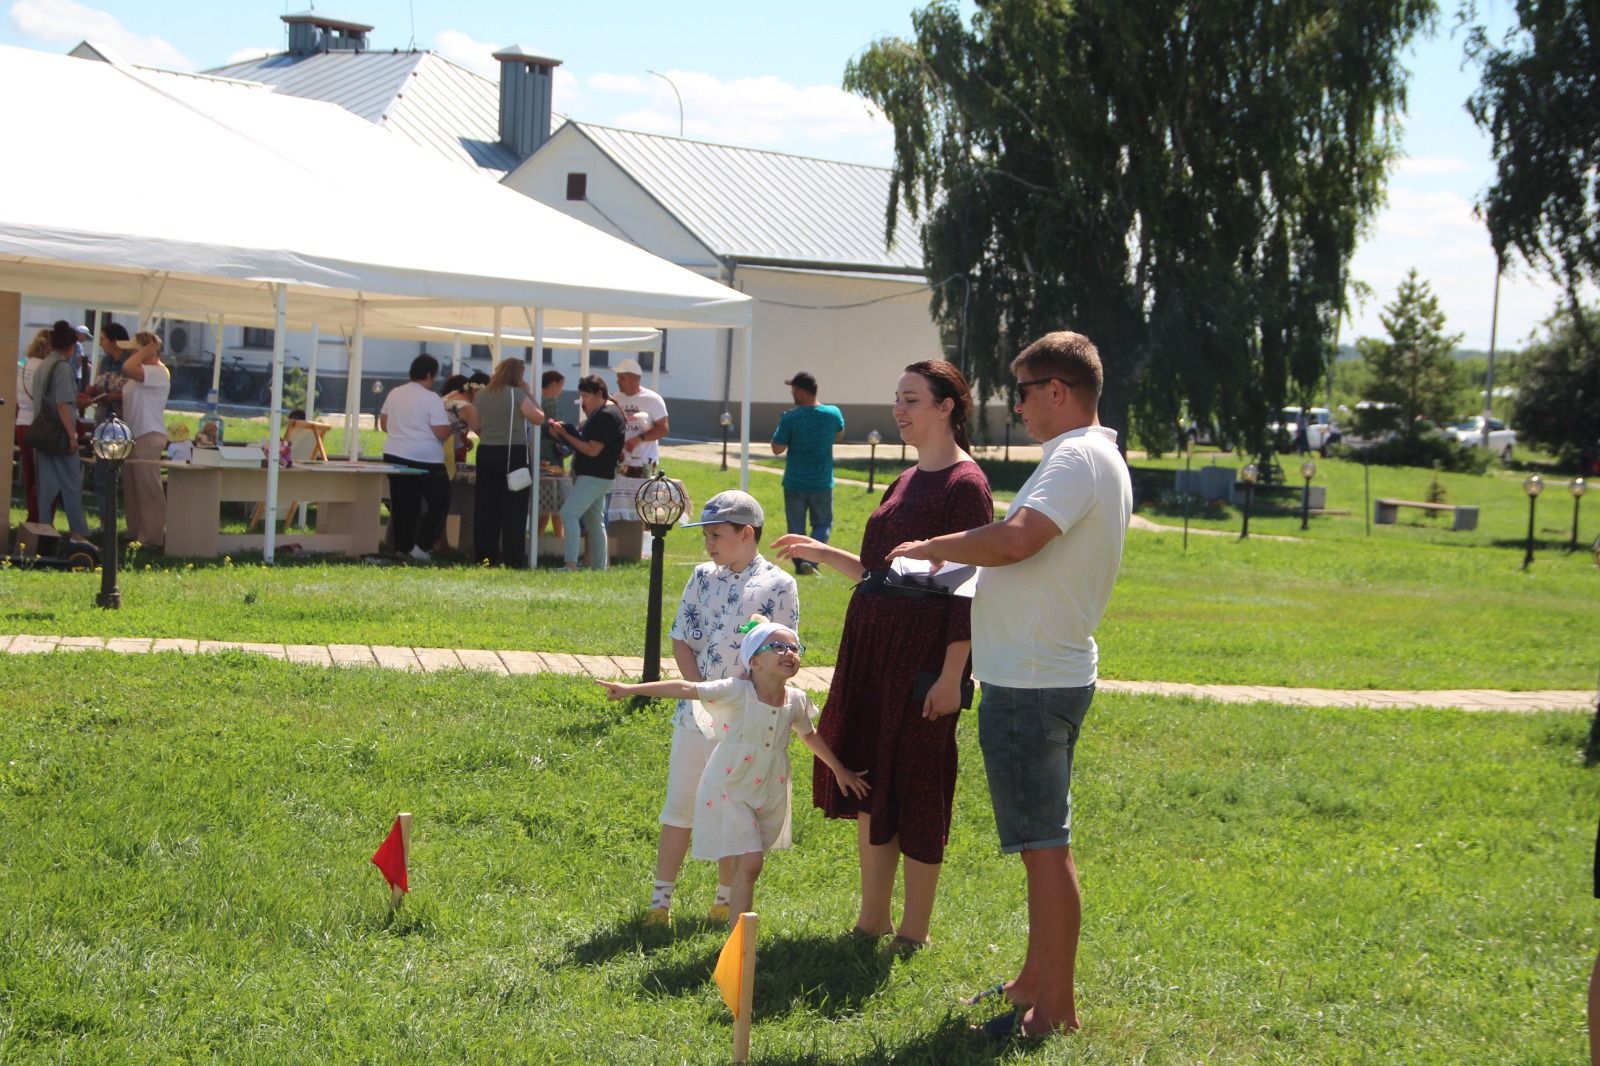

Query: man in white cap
left=648, top=489, right=798, bottom=926
left=614, top=358, right=669, bottom=477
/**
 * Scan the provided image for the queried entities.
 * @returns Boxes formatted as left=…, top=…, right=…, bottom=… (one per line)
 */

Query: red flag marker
left=371, top=812, right=411, bottom=907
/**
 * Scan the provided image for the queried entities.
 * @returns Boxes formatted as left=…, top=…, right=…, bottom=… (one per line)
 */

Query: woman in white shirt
left=379, top=354, right=451, bottom=562
left=13, top=329, right=50, bottom=523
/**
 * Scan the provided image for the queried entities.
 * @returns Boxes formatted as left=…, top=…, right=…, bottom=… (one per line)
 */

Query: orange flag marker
left=713, top=912, right=758, bottom=1063
left=371, top=812, right=411, bottom=909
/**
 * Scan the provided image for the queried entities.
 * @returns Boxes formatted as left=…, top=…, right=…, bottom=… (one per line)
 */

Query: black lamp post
left=1299, top=459, right=1317, bottom=531
left=1522, top=474, right=1543, bottom=570
left=719, top=410, right=732, bottom=472
left=1570, top=477, right=1587, bottom=553
left=635, top=473, right=688, bottom=682
left=92, top=416, right=134, bottom=609
left=1239, top=462, right=1259, bottom=540
left=866, top=429, right=881, bottom=492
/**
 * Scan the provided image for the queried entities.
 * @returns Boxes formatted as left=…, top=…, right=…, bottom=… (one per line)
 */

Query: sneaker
left=643, top=906, right=671, bottom=927
left=795, top=560, right=817, bottom=576
left=706, top=904, right=730, bottom=924
left=407, top=545, right=432, bottom=562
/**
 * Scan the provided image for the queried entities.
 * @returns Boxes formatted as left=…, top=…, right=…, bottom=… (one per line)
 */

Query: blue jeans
left=783, top=489, right=834, bottom=543
left=560, top=475, right=612, bottom=568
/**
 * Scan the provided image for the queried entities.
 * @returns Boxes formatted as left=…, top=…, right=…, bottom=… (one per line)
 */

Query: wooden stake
left=732, top=912, right=757, bottom=1064
left=391, top=811, right=411, bottom=910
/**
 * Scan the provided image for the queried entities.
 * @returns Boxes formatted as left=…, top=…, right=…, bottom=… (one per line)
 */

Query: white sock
left=651, top=880, right=675, bottom=910
left=714, top=884, right=732, bottom=906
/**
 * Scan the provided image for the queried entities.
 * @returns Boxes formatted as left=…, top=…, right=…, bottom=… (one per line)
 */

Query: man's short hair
left=408, top=353, right=440, bottom=381
left=541, top=369, right=565, bottom=389
left=785, top=371, right=818, bottom=394
left=1011, top=331, right=1103, bottom=399
left=102, top=322, right=130, bottom=344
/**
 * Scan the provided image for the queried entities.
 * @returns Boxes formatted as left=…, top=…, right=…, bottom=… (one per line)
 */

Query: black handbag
left=24, top=357, right=74, bottom=456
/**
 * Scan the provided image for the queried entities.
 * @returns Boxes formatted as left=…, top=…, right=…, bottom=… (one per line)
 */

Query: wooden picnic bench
left=1373, top=498, right=1479, bottom=531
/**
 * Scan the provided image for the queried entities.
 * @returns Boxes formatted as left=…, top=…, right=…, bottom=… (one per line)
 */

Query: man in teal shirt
left=770, top=371, right=845, bottom=575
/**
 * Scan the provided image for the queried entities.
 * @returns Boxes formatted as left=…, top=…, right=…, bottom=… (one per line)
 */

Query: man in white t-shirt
left=379, top=354, right=452, bottom=562
left=614, top=358, right=669, bottom=476
left=887, top=331, right=1131, bottom=1041
left=119, top=331, right=173, bottom=550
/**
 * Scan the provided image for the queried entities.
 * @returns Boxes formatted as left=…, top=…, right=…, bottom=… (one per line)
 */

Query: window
left=566, top=172, right=587, bottom=201
left=470, top=343, right=491, bottom=361
left=635, top=350, right=667, bottom=373
left=542, top=346, right=554, bottom=366
left=241, top=327, right=275, bottom=349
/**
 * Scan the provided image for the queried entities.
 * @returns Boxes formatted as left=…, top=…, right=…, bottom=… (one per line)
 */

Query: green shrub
left=1333, top=431, right=1489, bottom=473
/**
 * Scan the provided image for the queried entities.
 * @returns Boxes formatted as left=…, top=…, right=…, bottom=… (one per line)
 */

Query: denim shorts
left=977, top=682, right=1094, bottom=853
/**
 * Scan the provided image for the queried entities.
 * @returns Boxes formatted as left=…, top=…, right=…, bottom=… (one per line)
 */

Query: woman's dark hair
left=541, top=369, right=566, bottom=389
left=408, top=353, right=440, bottom=382
left=468, top=370, right=491, bottom=386
left=439, top=374, right=470, bottom=395
left=50, top=320, right=77, bottom=351
left=102, top=322, right=130, bottom=344
left=576, top=374, right=609, bottom=399
left=904, top=359, right=974, bottom=452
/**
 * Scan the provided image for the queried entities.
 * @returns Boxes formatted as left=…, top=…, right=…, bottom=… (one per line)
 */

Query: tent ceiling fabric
left=0, top=46, right=751, bottom=332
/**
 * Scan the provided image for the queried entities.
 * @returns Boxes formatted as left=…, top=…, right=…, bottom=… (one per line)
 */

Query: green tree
left=1357, top=269, right=1464, bottom=433
left=1510, top=305, right=1600, bottom=463
left=844, top=0, right=1434, bottom=449
left=1467, top=1, right=1600, bottom=304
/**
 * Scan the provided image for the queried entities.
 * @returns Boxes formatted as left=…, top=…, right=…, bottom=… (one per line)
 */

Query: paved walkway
left=3, top=633, right=1591, bottom=714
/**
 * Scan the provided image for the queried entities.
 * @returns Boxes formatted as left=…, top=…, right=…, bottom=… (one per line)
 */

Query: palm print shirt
left=668, top=553, right=799, bottom=733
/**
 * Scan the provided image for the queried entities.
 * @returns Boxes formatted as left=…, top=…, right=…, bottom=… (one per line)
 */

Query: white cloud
left=8, top=0, right=191, bottom=69
left=581, top=67, right=892, bottom=165
left=225, top=46, right=274, bottom=65
left=1395, top=155, right=1473, bottom=177
left=434, top=29, right=500, bottom=80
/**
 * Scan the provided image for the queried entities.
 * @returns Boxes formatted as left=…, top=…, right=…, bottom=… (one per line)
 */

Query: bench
left=1374, top=498, right=1479, bottom=531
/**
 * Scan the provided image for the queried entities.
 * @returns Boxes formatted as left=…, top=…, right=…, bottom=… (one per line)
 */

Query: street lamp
left=1299, top=459, right=1317, bottom=531
left=866, top=429, right=882, bottom=492
left=1239, top=462, right=1259, bottom=540
left=92, top=416, right=134, bottom=609
left=1570, top=477, right=1587, bottom=553
left=1522, top=474, right=1543, bottom=570
left=719, top=410, right=732, bottom=472
left=635, top=473, right=688, bottom=682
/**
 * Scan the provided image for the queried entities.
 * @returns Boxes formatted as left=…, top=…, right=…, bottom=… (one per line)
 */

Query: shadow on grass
left=753, top=1016, right=1014, bottom=1065
left=566, top=911, right=693, bottom=964
left=639, top=930, right=897, bottom=1019
left=552, top=696, right=657, bottom=744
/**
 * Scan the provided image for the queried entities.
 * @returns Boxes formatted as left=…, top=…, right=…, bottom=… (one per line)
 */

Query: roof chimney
left=493, top=46, right=561, bottom=162
left=282, top=11, right=374, bottom=56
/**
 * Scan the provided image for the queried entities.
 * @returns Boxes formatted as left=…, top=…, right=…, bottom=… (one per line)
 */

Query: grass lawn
left=6, top=454, right=1597, bottom=690
left=0, top=652, right=1593, bottom=1062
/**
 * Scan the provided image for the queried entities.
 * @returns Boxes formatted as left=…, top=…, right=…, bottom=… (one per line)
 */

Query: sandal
left=969, top=1008, right=1048, bottom=1046
left=845, top=925, right=891, bottom=943
left=888, top=933, right=930, bottom=955
left=961, top=982, right=1007, bottom=1006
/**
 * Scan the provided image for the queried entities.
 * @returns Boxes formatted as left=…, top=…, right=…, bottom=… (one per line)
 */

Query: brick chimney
left=493, top=46, right=561, bottom=162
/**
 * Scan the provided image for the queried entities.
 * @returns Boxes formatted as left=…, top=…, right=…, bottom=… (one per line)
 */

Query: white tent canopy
left=0, top=46, right=759, bottom=559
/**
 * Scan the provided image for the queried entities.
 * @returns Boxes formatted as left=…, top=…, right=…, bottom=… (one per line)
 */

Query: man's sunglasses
left=1016, top=376, right=1075, bottom=402
left=755, top=641, right=806, bottom=656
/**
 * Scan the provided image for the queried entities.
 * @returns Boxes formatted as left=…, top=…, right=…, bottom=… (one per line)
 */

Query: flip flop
left=969, top=1008, right=1021, bottom=1044
left=844, top=925, right=890, bottom=943
left=888, top=933, right=930, bottom=956
left=961, top=982, right=1007, bottom=1006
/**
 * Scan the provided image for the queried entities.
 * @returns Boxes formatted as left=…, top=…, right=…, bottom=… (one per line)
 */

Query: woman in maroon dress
left=774, top=360, right=992, bottom=951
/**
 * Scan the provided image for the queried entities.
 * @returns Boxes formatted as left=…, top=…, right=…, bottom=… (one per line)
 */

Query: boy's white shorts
left=659, top=723, right=718, bottom=828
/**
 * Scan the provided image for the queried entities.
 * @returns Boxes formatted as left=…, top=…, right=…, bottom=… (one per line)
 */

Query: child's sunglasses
left=755, top=641, right=806, bottom=656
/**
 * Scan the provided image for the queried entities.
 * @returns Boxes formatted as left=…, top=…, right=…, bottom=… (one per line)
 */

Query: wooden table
left=163, top=460, right=416, bottom=557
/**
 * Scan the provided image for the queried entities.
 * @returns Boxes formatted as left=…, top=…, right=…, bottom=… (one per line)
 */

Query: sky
left=0, top=0, right=1573, bottom=350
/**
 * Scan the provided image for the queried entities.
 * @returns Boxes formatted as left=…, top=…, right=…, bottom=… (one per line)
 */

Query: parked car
left=1443, top=416, right=1516, bottom=461
left=1177, top=418, right=1233, bottom=452
left=1267, top=406, right=1341, bottom=456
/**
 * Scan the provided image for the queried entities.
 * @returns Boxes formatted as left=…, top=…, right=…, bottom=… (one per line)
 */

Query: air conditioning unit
left=162, top=319, right=199, bottom=358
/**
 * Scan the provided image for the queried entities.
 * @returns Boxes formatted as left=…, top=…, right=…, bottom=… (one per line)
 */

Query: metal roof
left=207, top=50, right=519, bottom=176
left=568, top=124, right=925, bottom=273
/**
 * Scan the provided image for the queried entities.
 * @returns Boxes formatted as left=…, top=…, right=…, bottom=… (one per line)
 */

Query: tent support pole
left=580, top=314, right=591, bottom=379
left=306, top=321, right=320, bottom=420
left=264, top=284, right=287, bottom=564
left=211, top=315, right=226, bottom=397
left=452, top=333, right=462, bottom=377
left=528, top=307, right=545, bottom=570
left=347, top=300, right=365, bottom=461
left=739, top=326, right=752, bottom=491
left=90, top=309, right=105, bottom=379
left=492, top=307, right=503, bottom=369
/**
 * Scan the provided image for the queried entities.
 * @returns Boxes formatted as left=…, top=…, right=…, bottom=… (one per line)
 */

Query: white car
left=1267, top=406, right=1340, bottom=456
left=1444, top=416, right=1516, bottom=460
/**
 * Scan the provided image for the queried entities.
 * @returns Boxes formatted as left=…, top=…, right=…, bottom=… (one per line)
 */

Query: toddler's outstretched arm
left=594, top=678, right=699, bottom=702
left=802, top=733, right=870, bottom=798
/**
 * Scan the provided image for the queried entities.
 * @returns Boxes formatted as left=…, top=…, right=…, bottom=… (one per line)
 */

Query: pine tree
left=1358, top=270, right=1465, bottom=435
